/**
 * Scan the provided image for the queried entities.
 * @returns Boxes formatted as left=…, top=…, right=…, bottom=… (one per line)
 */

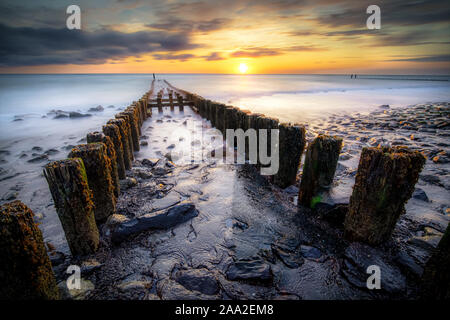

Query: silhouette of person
left=351, top=74, right=353, bottom=79
left=153, top=73, right=155, bottom=80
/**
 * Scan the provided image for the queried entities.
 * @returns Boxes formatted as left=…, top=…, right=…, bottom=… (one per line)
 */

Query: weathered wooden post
left=215, top=103, right=225, bottom=132
left=103, top=123, right=126, bottom=179
left=0, top=200, right=59, bottom=300
left=115, top=113, right=135, bottom=157
left=44, top=159, right=100, bottom=255
left=107, top=118, right=133, bottom=169
left=87, top=132, right=120, bottom=197
left=157, top=92, right=163, bottom=113
left=344, top=146, right=426, bottom=245
left=177, top=94, right=184, bottom=111
left=298, top=135, right=343, bottom=207
left=421, top=223, right=450, bottom=300
left=69, top=143, right=116, bottom=222
left=273, top=123, right=306, bottom=188
left=117, top=111, right=139, bottom=152
left=169, top=91, right=174, bottom=111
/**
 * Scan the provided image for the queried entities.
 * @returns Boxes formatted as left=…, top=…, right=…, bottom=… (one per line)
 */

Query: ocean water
left=0, top=73, right=449, bottom=251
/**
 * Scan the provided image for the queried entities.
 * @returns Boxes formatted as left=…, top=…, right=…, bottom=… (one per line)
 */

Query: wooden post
left=177, top=94, right=184, bottom=111
left=0, top=200, right=59, bottom=300
left=43, top=159, right=100, bottom=256
left=103, top=123, right=126, bottom=179
left=344, top=146, right=426, bottom=245
left=298, top=135, right=343, bottom=207
left=215, top=103, right=226, bottom=133
left=169, top=91, right=174, bottom=111
left=157, top=93, right=163, bottom=113
left=421, top=223, right=450, bottom=300
left=87, top=131, right=120, bottom=197
left=273, top=123, right=306, bottom=188
left=107, top=119, right=132, bottom=169
left=69, top=143, right=116, bottom=222
left=117, top=111, right=139, bottom=152
left=114, top=113, right=135, bottom=158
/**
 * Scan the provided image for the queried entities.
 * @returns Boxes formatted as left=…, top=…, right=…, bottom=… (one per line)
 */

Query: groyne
left=0, top=79, right=447, bottom=300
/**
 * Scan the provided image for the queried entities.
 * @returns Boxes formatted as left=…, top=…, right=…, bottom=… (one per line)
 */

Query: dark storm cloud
left=314, top=0, right=450, bottom=28
left=389, top=54, right=450, bottom=62
left=0, top=23, right=200, bottom=66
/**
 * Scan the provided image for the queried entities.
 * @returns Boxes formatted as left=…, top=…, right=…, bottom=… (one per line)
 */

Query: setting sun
left=238, top=63, right=248, bottom=74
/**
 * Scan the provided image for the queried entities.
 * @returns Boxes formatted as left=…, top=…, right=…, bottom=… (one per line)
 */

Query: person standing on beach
left=153, top=73, right=155, bottom=80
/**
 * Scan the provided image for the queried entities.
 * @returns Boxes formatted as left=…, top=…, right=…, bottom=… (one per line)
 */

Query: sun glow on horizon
left=238, top=63, right=248, bottom=74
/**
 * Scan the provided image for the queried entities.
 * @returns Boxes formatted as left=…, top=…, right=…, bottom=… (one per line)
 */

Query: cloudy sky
left=0, top=0, right=449, bottom=74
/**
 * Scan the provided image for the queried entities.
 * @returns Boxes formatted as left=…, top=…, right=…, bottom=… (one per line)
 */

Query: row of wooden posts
left=154, top=88, right=184, bottom=112
left=0, top=81, right=448, bottom=299
left=184, top=91, right=433, bottom=246
left=0, top=82, right=156, bottom=299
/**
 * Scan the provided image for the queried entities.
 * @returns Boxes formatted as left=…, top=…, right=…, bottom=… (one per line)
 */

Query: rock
left=49, top=251, right=65, bottom=266
left=341, top=242, right=406, bottom=293
left=58, top=279, right=95, bottom=300
left=44, top=148, right=60, bottom=155
left=112, top=203, right=199, bottom=243
left=412, top=188, right=430, bottom=202
left=27, top=154, right=49, bottom=163
left=80, top=259, right=102, bottom=276
left=69, top=111, right=91, bottom=118
left=133, top=168, right=153, bottom=179
left=174, top=269, right=219, bottom=295
left=142, top=158, right=159, bottom=167
left=2, top=191, right=18, bottom=201
left=106, top=214, right=129, bottom=227
left=119, top=177, right=138, bottom=190
left=117, top=280, right=151, bottom=292
left=140, top=141, right=148, bottom=146
left=300, top=245, right=322, bottom=259
left=167, top=144, right=176, bottom=149
left=88, top=105, right=104, bottom=112
left=408, top=235, right=441, bottom=251
left=315, top=203, right=347, bottom=227
left=271, top=244, right=304, bottom=268
left=420, top=174, right=442, bottom=186
left=32, top=146, right=43, bottom=152
left=395, top=250, right=424, bottom=277
left=226, top=258, right=273, bottom=283
left=379, top=105, right=390, bottom=109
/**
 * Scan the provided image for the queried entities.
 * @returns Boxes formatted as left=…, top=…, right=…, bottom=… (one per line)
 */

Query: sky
left=0, top=0, right=449, bottom=74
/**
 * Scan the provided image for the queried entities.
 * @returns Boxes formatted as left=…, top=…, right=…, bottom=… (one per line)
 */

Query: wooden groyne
left=1, top=79, right=447, bottom=299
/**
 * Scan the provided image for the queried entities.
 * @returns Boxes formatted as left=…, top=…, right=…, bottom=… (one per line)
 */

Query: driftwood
left=44, top=159, right=100, bottom=255
left=344, top=146, right=426, bottom=245
left=298, top=135, right=343, bottom=207
left=69, top=143, right=116, bottom=222
left=87, top=131, right=120, bottom=197
left=0, top=200, right=59, bottom=299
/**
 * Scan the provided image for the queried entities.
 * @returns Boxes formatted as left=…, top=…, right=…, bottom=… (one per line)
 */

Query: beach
left=0, top=75, right=449, bottom=299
